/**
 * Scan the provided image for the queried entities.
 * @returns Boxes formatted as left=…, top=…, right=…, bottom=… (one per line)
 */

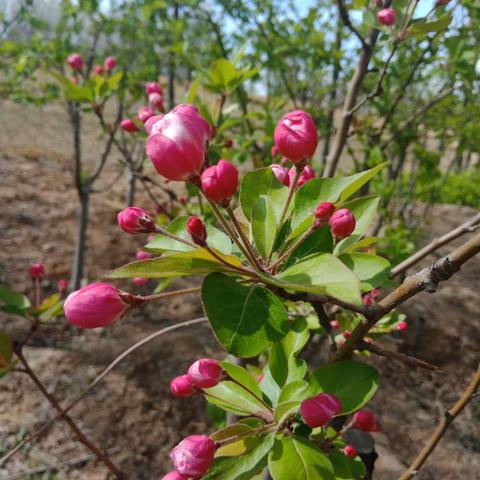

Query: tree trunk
left=126, top=170, right=136, bottom=207
left=71, top=191, right=89, bottom=290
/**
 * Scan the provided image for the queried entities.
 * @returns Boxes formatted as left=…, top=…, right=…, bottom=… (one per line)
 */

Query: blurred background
left=0, top=0, right=479, bottom=478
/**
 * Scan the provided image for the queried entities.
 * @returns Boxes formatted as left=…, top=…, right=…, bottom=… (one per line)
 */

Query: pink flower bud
left=371, top=288, right=380, bottom=300
left=273, top=110, right=318, bottom=163
left=138, top=106, right=155, bottom=123
left=314, top=202, right=335, bottom=228
left=200, top=159, right=239, bottom=204
left=343, top=445, right=357, bottom=457
left=329, top=208, right=356, bottom=239
left=149, top=92, right=163, bottom=110
left=121, top=119, right=140, bottom=133
left=271, top=164, right=290, bottom=186
left=57, top=279, right=69, bottom=294
left=396, top=321, right=408, bottom=331
left=300, top=393, right=342, bottom=428
left=288, top=164, right=315, bottom=189
left=169, top=435, right=215, bottom=477
left=29, top=263, right=45, bottom=279
left=179, top=196, right=186, bottom=205
left=271, top=145, right=281, bottom=157
left=187, top=216, right=207, bottom=247
left=330, top=319, right=340, bottom=329
left=161, top=472, right=189, bottom=480
left=364, top=337, right=374, bottom=344
left=67, top=53, right=83, bottom=71
left=257, top=374, right=265, bottom=383
left=343, top=330, right=351, bottom=339
left=117, top=207, right=156, bottom=234
left=64, top=283, right=128, bottom=329
left=145, top=81, right=163, bottom=96
left=363, top=294, right=372, bottom=306
left=136, top=250, right=152, bottom=261
left=132, top=277, right=149, bottom=286
left=94, top=65, right=103, bottom=76
left=377, top=8, right=396, bottom=26
left=104, top=56, right=116, bottom=71
left=170, top=374, right=195, bottom=397
left=188, top=358, right=223, bottom=388
left=224, top=138, right=234, bottom=148
left=352, top=410, right=380, bottom=432
left=146, top=104, right=211, bottom=182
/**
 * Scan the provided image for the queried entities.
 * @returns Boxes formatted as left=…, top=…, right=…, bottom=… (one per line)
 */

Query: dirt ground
left=0, top=101, right=479, bottom=479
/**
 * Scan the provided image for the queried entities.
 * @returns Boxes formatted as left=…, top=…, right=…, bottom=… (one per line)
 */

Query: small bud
left=224, top=138, right=234, bottom=148
left=288, top=164, right=315, bottom=189
left=342, top=330, right=351, bottom=339
left=149, top=92, right=163, bottom=110
left=300, top=393, right=342, bottom=428
left=104, top=56, right=116, bottom=72
left=29, top=263, right=45, bottom=279
left=343, top=444, right=357, bottom=457
left=170, top=374, right=195, bottom=397
left=133, top=277, right=149, bottom=286
left=169, top=435, right=215, bottom=477
left=161, top=472, right=189, bottom=480
left=377, top=8, right=396, bottom=26
left=138, top=106, right=155, bottom=123
left=188, top=358, right=223, bottom=388
left=64, top=283, right=128, bottom=329
left=200, top=159, right=239, bottom=205
left=363, top=294, right=372, bottom=306
left=117, top=207, right=156, bottom=234
left=271, top=145, right=281, bottom=157
left=396, top=321, right=408, bottom=331
left=271, top=164, right=290, bottom=186
left=352, top=410, right=380, bottom=432
left=330, top=319, right=340, bottom=329
left=145, top=81, right=163, bottom=96
left=187, top=216, right=207, bottom=247
left=257, top=374, right=265, bottom=383
left=371, top=288, right=380, bottom=300
left=179, top=196, right=186, bottom=206
left=364, top=337, right=374, bottom=344
left=94, top=65, right=103, bottom=76
left=314, top=202, right=336, bottom=228
left=57, top=279, right=69, bottom=295
left=67, top=53, right=83, bottom=71
left=274, top=110, right=318, bottom=163
left=120, top=119, right=140, bottom=133
left=338, top=338, right=345, bottom=346
left=329, top=208, right=356, bottom=239
left=136, top=250, right=152, bottom=261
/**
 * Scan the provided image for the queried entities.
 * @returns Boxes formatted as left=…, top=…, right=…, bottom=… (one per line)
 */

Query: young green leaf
left=252, top=195, right=277, bottom=259
left=339, top=253, right=391, bottom=291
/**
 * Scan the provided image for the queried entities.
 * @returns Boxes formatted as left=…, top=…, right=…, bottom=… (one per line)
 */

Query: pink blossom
left=149, top=92, right=163, bottom=110
left=377, top=8, right=396, bottom=26
left=187, top=216, right=207, bottom=246
left=138, top=106, right=155, bottom=123
left=170, top=375, right=195, bottom=397
left=169, top=435, right=215, bottom=477
left=289, top=164, right=315, bottom=188
left=300, top=393, right=342, bottom=428
left=136, top=250, right=152, bottom=261
left=29, top=263, right=45, bottom=279
left=117, top=207, right=155, bottom=234
left=271, top=164, right=290, bottom=186
left=200, top=160, right=238, bottom=204
left=93, top=65, right=103, bottom=76
left=352, top=410, right=380, bottom=432
left=67, top=53, right=83, bottom=71
left=314, top=202, right=335, bottom=228
left=120, top=119, right=140, bottom=133
left=188, top=359, right=223, bottom=389
left=329, top=208, right=356, bottom=239
left=104, top=56, right=116, bottom=71
left=132, top=277, right=149, bottom=286
left=145, top=82, right=163, bottom=96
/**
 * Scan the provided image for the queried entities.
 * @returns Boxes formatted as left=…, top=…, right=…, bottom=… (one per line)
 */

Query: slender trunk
left=71, top=192, right=89, bottom=290
left=126, top=170, right=136, bottom=207
left=168, top=2, right=179, bottom=110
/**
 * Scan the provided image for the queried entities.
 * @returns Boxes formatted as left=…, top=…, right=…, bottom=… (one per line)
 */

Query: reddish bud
left=200, top=159, right=239, bottom=204
left=161, top=472, right=189, bottom=480
left=352, top=410, right=380, bottom=432
left=169, top=435, right=215, bottom=477
left=138, top=106, right=155, bottom=123
left=179, top=196, right=186, bottom=205
left=257, top=374, right=265, bottom=383
left=187, top=216, right=207, bottom=246
left=288, top=164, right=315, bottom=189
left=377, top=8, right=396, bottom=26
left=29, top=263, right=45, bottom=279
left=132, top=277, right=148, bottom=286
left=271, top=164, right=290, bottom=186
left=342, top=330, right=351, bottom=339
left=64, top=283, right=128, bottom=329
left=188, top=358, right=223, bottom=389
left=94, top=65, right=103, bottom=76
left=121, top=119, right=140, bottom=133
left=224, top=138, right=234, bottom=148
left=314, top=202, right=336, bottom=228
left=371, top=288, right=380, bottom=300
left=396, top=321, right=408, bottom=331
left=364, top=337, right=374, bottom=344
left=329, top=208, right=356, bottom=239
left=136, top=250, right=152, bottom=261
left=343, top=445, right=357, bottom=457
left=170, top=374, right=195, bottom=397
left=274, top=110, right=318, bottom=163
left=271, top=145, right=281, bottom=157
left=330, top=319, right=340, bottom=329
left=145, top=81, right=163, bottom=96
left=67, top=53, right=83, bottom=71
left=57, top=279, right=69, bottom=294
left=104, top=56, right=116, bottom=72
left=363, top=294, right=372, bottom=306
left=149, top=92, right=163, bottom=110
left=117, top=207, right=156, bottom=234
left=300, top=393, right=342, bottom=428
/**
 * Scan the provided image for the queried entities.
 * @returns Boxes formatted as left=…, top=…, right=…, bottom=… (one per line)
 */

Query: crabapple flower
left=188, top=358, right=223, bottom=388
left=104, top=56, right=116, bottom=71
left=344, top=445, right=357, bottom=457
left=144, top=114, right=164, bottom=135
left=271, top=164, right=290, bottom=186
left=149, top=92, right=163, bottom=110
left=396, top=321, right=408, bottom=331
left=300, top=393, right=342, bottom=428
left=288, top=164, right=315, bottom=188
left=94, top=65, right=103, bottom=75
left=120, top=119, right=140, bottom=133
left=161, top=472, right=189, bottom=480
left=67, top=53, right=83, bottom=70
left=146, top=104, right=211, bottom=181
left=187, top=216, right=207, bottom=247
left=352, top=410, right=380, bottom=432
left=314, top=202, right=335, bottom=228
left=170, top=375, right=195, bottom=397
left=138, top=106, right=155, bottom=123
left=200, top=159, right=239, bottom=204
left=132, top=277, right=148, bottom=286
left=273, top=110, right=318, bottom=163
left=329, top=208, right=356, bottom=239
left=145, top=81, right=163, bottom=96
left=57, top=279, right=68, bottom=295
left=29, top=263, right=45, bottom=279
left=64, top=283, right=128, bottom=329
left=169, top=435, right=215, bottom=477
left=136, top=250, right=152, bottom=261
left=117, top=207, right=155, bottom=234
left=377, top=8, right=396, bottom=25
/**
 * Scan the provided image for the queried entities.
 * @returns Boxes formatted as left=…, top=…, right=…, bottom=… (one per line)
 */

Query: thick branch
left=335, top=0, right=367, bottom=49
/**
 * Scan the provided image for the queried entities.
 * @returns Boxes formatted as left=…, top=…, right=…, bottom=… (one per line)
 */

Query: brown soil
left=0, top=101, right=479, bottom=479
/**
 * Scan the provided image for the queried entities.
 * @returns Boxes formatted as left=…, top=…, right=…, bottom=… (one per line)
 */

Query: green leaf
left=107, top=249, right=241, bottom=279
left=252, top=195, right=277, bottom=259
left=240, top=168, right=289, bottom=222
left=205, top=433, right=275, bottom=480
left=202, top=273, right=289, bottom=357
left=271, top=253, right=361, bottom=305
left=274, top=400, right=300, bottom=424
left=144, top=217, right=232, bottom=255
left=339, top=253, right=391, bottom=291
left=220, top=361, right=263, bottom=399
left=0, top=285, right=31, bottom=308
left=309, top=361, right=379, bottom=414
left=277, top=380, right=313, bottom=404
left=107, top=71, right=123, bottom=90
left=209, top=58, right=238, bottom=89
left=329, top=450, right=366, bottom=479
left=205, top=381, right=271, bottom=418
left=283, top=227, right=334, bottom=268
left=268, top=436, right=334, bottom=480
left=409, top=14, right=452, bottom=36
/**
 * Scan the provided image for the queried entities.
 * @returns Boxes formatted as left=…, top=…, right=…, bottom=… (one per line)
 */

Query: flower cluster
left=170, top=358, right=223, bottom=397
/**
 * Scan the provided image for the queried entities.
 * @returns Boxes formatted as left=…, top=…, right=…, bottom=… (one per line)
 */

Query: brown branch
left=398, top=364, right=480, bottom=480
left=335, top=0, right=367, bottom=49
